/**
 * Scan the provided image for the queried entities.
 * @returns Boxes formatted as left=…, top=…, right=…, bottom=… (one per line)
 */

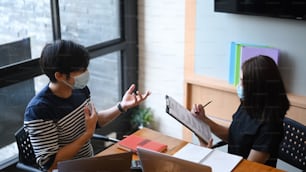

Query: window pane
left=0, top=79, right=35, bottom=147
left=0, top=73, right=49, bottom=147
left=88, top=52, right=120, bottom=110
left=34, top=75, right=49, bottom=94
left=59, top=0, right=120, bottom=46
left=0, top=0, right=52, bottom=59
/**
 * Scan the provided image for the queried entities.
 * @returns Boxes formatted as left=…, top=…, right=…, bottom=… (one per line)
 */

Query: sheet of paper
left=201, top=149, right=243, bottom=172
left=172, top=143, right=243, bottom=172
left=165, top=95, right=212, bottom=143
left=173, top=143, right=212, bottom=163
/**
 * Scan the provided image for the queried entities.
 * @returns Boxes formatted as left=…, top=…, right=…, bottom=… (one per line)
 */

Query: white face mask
left=236, top=84, right=244, bottom=100
left=63, top=70, right=90, bottom=89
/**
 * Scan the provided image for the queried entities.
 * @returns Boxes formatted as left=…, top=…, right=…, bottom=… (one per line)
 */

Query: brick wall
left=138, top=0, right=185, bottom=138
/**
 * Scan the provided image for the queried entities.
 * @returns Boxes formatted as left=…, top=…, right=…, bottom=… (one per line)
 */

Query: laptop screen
left=57, top=152, right=132, bottom=172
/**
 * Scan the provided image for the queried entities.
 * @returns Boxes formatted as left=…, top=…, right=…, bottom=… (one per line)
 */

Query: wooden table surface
left=96, top=128, right=284, bottom=172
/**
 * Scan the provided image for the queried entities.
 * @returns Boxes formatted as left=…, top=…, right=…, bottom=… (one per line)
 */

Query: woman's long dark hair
left=241, top=55, right=290, bottom=122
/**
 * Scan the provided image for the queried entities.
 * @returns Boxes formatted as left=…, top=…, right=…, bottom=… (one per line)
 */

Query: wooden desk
left=96, top=128, right=284, bottom=172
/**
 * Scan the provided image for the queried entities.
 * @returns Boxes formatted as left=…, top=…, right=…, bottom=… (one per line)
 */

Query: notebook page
left=172, top=143, right=213, bottom=163
left=201, top=149, right=243, bottom=172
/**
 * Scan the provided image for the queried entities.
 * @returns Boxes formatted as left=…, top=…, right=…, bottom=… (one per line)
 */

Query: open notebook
left=137, top=147, right=212, bottom=172
left=173, top=143, right=243, bottom=172
left=165, top=95, right=212, bottom=143
left=57, top=152, right=132, bottom=172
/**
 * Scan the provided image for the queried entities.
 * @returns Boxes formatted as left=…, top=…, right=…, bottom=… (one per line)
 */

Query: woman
left=192, top=55, right=289, bottom=167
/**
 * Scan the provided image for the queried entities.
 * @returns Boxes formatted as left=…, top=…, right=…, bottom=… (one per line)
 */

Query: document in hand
left=117, top=135, right=168, bottom=153
left=173, top=143, right=243, bottom=172
left=165, top=95, right=212, bottom=143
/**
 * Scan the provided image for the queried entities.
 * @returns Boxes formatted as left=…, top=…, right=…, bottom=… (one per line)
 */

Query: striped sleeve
left=24, top=119, right=59, bottom=169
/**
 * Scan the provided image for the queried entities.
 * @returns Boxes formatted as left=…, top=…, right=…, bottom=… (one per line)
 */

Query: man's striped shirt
left=24, top=85, right=93, bottom=170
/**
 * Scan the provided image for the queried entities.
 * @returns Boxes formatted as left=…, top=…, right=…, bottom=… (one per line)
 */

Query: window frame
left=0, top=0, right=138, bottom=97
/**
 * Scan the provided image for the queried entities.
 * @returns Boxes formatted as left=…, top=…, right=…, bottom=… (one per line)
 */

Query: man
left=24, top=40, right=150, bottom=171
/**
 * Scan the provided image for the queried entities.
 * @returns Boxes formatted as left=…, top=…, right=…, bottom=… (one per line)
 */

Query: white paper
left=173, top=143, right=212, bottom=163
left=173, top=143, right=243, bottom=172
left=201, top=149, right=243, bottom=172
left=165, top=95, right=212, bottom=143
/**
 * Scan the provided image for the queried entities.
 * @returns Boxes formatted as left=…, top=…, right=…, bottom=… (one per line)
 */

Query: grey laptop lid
left=57, top=152, right=132, bottom=172
left=137, top=147, right=212, bottom=172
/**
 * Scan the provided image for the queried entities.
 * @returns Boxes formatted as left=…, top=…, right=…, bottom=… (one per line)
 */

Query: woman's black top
left=228, top=105, right=283, bottom=167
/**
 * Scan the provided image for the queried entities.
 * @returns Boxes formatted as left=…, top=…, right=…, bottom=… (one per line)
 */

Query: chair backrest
left=278, top=117, right=306, bottom=170
left=14, top=127, right=119, bottom=171
left=14, top=127, right=41, bottom=170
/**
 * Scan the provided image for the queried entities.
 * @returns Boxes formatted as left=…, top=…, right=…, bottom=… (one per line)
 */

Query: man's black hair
left=40, top=40, right=90, bottom=82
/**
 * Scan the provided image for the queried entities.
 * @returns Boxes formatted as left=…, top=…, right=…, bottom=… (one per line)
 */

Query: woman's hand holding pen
left=191, top=101, right=212, bottom=123
left=191, top=104, right=206, bottom=122
left=191, top=101, right=213, bottom=148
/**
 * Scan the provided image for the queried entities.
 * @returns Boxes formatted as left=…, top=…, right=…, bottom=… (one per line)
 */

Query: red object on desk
left=118, top=135, right=168, bottom=153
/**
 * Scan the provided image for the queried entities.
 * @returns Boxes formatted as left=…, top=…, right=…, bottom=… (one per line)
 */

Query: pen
left=202, top=100, right=212, bottom=108
left=194, top=100, right=212, bottom=114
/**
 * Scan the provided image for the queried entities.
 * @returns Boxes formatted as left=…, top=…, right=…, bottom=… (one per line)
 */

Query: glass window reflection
left=88, top=52, right=120, bottom=109
left=59, top=0, right=120, bottom=46
left=0, top=0, right=52, bottom=59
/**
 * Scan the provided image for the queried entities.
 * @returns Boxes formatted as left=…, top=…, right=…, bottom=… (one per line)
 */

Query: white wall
left=138, top=0, right=185, bottom=139
left=194, top=1, right=306, bottom=96
left=138, top=0, right=306, bottom=136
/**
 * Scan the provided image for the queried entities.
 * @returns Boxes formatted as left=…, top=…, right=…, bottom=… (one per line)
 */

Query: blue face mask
left=236, top=84, right=244, bottom=99
left=63, top=70, right=90, bottom=89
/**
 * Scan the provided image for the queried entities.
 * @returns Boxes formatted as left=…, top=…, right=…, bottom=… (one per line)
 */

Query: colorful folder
left=228, top=42, right=279, bottom=86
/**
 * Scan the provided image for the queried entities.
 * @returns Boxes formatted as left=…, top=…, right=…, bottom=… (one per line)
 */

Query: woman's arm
left=247, top=149, right=270, bottom=164
left=191, top=104, right=229, bottom=142
left=203, top=116, right=229, bottom=142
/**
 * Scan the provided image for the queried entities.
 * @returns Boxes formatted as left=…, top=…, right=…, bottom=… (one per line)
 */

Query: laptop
left=57, top=152, right=132, bottom=172
left=137, top=147, right=212, bottom=172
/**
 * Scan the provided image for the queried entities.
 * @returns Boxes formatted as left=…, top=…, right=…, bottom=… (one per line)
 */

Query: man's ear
left=54, top=72, right=65, bottom=81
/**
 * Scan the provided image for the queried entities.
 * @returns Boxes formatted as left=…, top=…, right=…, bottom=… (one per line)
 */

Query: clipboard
left=165, top=95, right=212, bottom=143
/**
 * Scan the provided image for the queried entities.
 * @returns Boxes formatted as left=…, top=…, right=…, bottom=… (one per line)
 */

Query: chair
left=14, top=127, right=119, bottom=172
left=14, top=127, right=42, bottom=172
left=278, top=117, right=306, bottom=171
left=211, top=117, right=306, bottom=170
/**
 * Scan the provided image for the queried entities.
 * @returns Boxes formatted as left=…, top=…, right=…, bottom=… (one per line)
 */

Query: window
left=0, top=0, right=138, bottom=148
left=88, top=52, right=121, bottom=109
left=59, top=0, right=120, bottom=46
left=0, top=0, right=52, bottom=59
